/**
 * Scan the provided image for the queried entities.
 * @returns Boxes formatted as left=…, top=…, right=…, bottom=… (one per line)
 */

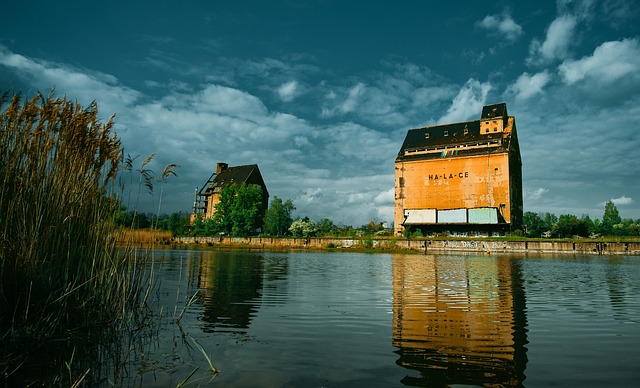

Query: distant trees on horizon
left=116, top=197, right=639, bottom=239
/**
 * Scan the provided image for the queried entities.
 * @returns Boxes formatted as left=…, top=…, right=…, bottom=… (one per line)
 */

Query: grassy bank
left=0, top=91, right=154, bottom=385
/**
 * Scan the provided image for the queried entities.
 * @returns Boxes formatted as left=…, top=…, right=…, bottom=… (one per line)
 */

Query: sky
left=1, top=0, right=639, bottom=226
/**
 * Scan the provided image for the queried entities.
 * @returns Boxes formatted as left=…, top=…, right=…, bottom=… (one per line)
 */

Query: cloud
left=600, top=0, right=640, bottom=24
left=0, top=45, right=140, bottom=115
left=277, top=80, right=300, bottom=102
left=477, top=13, right=524, bottom=42
left=527, top=15, right=577, bottom=65
left=340, top=82, right=366, bottom=114
left=526, top=188, right=549, bottom=201
left=320, top=64, right=456, bottom=129
left=507, top=71, right=552, bottom=102
left=557, top=0, right=597, bottom=21
left=607, top=196, right=635, bottom=206
left=437, top=79, right=491, bottom=124
left=320, top=82, right=366, bottom=117
left=558, top=38, right=640, bottom=85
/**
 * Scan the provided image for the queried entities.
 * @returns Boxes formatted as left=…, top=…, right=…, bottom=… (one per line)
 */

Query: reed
left=115, top=228, right=173, bottom=246
left=0, top=90, right=154, bottom=384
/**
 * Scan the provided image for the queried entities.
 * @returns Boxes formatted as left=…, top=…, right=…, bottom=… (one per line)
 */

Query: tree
left=231, top=183, right=264, bottom=236
left=601, top=200, right=622, bottom=236
left=168, top=212, right=184, bottom=236
left=316, top=218, right=336, bottom=236
left=523, top=211, right=545, bottom=237
left=542, top=213, right=558, bottom=234
left=263, top=197, right=295, bottom=236
left=209, top=183, right=265, bottom=236
left=211, top=184, right=237, bottom=235
left=192, top=213, right=205, bottom=236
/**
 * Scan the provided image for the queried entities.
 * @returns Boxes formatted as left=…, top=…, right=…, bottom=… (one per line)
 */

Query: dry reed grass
left=115, top=228, right=173, bottom=246
left=0, top=90, right=155, bottom=385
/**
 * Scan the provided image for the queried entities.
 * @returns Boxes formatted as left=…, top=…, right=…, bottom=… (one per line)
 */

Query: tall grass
left=0, top=90, right=153, bottom=384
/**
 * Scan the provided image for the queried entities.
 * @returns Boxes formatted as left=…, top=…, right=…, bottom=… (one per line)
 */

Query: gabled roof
left=397, top=103, right=516, bottom=162
left=199, top=164, right=269, bottom=197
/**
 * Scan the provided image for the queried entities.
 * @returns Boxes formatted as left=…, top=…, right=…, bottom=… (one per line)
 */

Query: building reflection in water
left=392, top=254, right=528, bottom=387
left=195, top=251, right=265, bottom=333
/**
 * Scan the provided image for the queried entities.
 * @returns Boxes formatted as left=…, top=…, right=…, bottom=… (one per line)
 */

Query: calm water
left=124, top=250, right=640, bottom=387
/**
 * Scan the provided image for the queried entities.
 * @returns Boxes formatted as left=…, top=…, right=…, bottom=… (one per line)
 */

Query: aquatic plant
left=0, top=90, right=154, bottom=384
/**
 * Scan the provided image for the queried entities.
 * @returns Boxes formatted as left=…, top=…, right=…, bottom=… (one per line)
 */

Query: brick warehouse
left=394, top=103, right=523, bottom=236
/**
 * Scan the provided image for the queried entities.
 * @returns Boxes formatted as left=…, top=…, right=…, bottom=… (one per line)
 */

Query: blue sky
left=1, top=0, right=639, bottom=226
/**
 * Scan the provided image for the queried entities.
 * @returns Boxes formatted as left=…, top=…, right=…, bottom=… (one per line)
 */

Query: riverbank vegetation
left=159, top=196, right=640, bottom=241
left=0, top=91, right=158, bottom=385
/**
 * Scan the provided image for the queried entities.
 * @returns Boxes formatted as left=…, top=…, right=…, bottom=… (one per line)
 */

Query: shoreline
left=167, top=236, right=640, bottom=256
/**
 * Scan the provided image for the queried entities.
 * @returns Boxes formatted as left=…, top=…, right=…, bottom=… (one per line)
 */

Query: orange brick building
left=394, top=103, right=522, bottom=235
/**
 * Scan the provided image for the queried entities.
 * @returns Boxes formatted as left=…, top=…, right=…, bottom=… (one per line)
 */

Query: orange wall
left=395, top=152, right=513, bottom=230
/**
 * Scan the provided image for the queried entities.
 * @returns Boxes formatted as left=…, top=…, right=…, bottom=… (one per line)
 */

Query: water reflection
left=196, top=251, right=265, bottom=332
left=392, top=254, right=528, bottom=387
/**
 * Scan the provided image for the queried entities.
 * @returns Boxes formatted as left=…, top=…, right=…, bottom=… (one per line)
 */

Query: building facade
left=192, top=162, right=269, bottom=221
left=394, top=103, right=522, bottom=236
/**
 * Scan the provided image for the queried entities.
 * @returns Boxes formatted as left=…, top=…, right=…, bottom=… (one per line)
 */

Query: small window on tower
left=425, top=132, right=430, bottom=139
left=444, top=131, right=449, bottom=136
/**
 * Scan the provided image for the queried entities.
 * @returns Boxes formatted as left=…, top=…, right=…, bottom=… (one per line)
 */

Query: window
left=444, top=130, right=449, bottom=136
left=493, top=127, right=497, bottom=132
left=425, top=132, right=430, bottom=139
left=464, top=128, right=469, bottom=135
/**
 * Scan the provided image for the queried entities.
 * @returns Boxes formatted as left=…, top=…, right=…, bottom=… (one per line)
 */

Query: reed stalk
left=0, top=90, right=155, bottom=385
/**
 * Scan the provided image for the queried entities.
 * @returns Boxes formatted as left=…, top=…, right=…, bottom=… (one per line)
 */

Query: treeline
left=523, top=201, right=640, bottom=238
left=115, top=183, right=388, bottom=238
left=188, top=189, right=389, bottom=238
left=116, top=188, right=639, bottom=239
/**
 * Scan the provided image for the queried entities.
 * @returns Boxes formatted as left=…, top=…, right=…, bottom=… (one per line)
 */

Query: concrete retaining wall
left=173, top=236, right=640, bottom=256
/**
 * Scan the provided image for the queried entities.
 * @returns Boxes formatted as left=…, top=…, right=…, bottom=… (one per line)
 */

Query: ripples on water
left=129, top=250, right=639, bottom=387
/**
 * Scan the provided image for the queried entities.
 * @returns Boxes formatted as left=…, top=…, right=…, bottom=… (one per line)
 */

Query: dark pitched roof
left=397, top=103, right=516, bottom=162
left=213, top=164, right=259, bottom=188
left=200, top=164, right=269, bottom=197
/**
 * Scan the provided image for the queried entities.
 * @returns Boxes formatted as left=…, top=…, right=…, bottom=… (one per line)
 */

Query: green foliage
left=231, top=183, right=264, bottom=236
left=551, top=214, right=588, bottom=238
left=510, top=229, right=524, bottom=237
left=523, top=211, right=544, bottom=237
left=520, top=201, right=640, bottom=239
left=192, top=213, right=205, bottom=236
left=601, top=200, right=622, bottom=235
left=361, top=236, right=374, bottom=248
left=169, top=212, right=190, bottom=236
left=316, top=217, right=336, bottom=236
left=208, top=183, right=265, bottom=237
left=263, top=196, right=295, bottom=236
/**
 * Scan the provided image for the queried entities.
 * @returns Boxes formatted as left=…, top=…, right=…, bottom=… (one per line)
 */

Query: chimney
left=216, top=162, right=228, bottom=174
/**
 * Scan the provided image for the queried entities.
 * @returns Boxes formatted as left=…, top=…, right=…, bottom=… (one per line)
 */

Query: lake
left=120, top=250, right=640, bottom=387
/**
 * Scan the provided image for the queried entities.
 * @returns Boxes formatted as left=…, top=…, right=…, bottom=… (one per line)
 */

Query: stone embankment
left=172, top=236, right=640, bottom=255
